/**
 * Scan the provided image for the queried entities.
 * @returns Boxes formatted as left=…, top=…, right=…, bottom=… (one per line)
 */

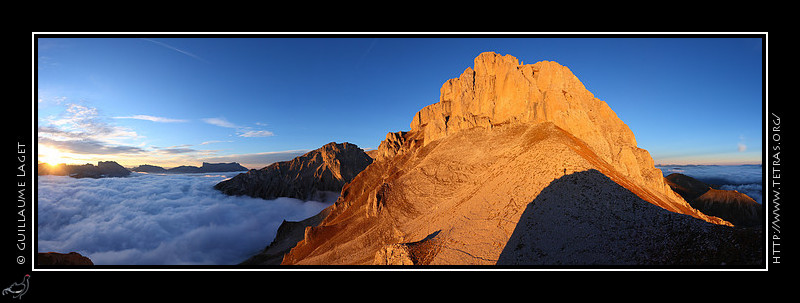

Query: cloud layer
left=37, top=172, right=334, bottom=265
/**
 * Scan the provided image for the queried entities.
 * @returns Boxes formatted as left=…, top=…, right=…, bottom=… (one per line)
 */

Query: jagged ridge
left=214, top=142, right=372, bottom=201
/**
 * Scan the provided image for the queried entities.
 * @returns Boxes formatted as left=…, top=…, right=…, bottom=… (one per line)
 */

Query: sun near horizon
left=36, top=145, right=208, bottom=169
left=37, top=145, right=82, bottom=166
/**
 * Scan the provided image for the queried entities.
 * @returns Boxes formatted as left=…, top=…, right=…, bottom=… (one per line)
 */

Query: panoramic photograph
left=33, top=36, right=765, bottom=267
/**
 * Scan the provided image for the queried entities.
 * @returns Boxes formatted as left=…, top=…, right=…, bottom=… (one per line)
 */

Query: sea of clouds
left=656, top=165, right=763, bottom=204
left=37, top=172, right=335, bottom=265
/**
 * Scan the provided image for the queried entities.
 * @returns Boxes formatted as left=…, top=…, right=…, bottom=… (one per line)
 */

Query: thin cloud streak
left=202, top=117, right=239, bottom=128
left=239, top=130, right=275, bottom=138
left=203, top=117, right=275, bottom=138
left=141, top=38, right=208, bottom=63
left=114, top=115, right=188, bottom=123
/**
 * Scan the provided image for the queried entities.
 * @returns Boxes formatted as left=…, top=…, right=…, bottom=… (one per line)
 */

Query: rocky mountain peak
left=277, top=52, right=747, bottom=265
left=386, top=52, right=715, bottom=224
left=411, top=52, right=634, bottom=165
left=214, top=142, right=372, bottom=201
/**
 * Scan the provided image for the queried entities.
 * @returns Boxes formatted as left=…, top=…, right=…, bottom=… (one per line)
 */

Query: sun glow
left=38, top=145, right=78, bottom=166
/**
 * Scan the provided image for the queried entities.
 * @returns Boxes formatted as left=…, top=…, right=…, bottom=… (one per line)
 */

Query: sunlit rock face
left=408, top=52, right=709, bottom=219
left=279, top=52, right=753, bottom=266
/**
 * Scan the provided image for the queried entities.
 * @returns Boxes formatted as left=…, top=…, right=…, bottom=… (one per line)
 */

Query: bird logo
left=2, top=274, right=29, bottom=299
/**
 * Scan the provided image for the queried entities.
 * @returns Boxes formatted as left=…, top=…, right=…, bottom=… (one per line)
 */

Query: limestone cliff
left=215, top=142, right=372, bottom=201
left=280, top=52, right=751, bottom=266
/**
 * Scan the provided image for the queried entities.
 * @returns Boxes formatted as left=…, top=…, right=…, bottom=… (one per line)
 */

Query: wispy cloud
left=239, top=130, right=275, bottom=138
left=199, top=140, right=232, bottom=145
left=737, top=135, right=747, bottom=152
left=141, top=38, right=208, bottom=63
left=38, top=104, right=140, bottom=142
left=114, top=115, right=188, bottom=123
left=202, top=117, right=240, bottom=129
left=46, top=104, right=138, bottom=139
left=38, top=103, right=144, bottom=156
left=157, top=147, right=197, bottom=154
left=38, top=137, right=146, bottom=155
left=203, top=117, right=275, bottom=138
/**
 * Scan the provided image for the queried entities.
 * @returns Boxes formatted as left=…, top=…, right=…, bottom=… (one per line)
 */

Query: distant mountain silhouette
left=129, top=164, right=168, bottom=173
left=130, top=162, right=247, bottom=174
left=38, top=161, right=130, bottom=178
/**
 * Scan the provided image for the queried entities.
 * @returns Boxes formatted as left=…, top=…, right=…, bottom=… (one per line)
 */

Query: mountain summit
left=215, top=142, right=372, bottom=201
left=406, top=52, right=720, bottom=221
left=278, top=52, right=758, bottom=265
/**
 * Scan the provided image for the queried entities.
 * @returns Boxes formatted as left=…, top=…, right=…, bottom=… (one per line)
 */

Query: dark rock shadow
left=405, top=230, right=443, bottom=265
left=497, top=169, right=763, bottom=267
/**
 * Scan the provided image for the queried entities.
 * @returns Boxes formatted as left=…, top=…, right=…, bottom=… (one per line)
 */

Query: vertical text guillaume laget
left=15, top=142, right=28, bottom=264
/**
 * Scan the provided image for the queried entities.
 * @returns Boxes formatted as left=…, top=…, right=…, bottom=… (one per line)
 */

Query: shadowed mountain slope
left=498, top=170, right=762, bottom=265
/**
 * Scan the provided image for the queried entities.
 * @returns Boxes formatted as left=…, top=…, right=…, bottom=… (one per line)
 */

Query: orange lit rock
left=279, top=52, right=751, bottom=266
left=37, top=252, right=94, bottom=265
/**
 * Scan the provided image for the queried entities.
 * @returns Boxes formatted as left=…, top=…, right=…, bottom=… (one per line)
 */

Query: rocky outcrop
left=239, top=208, right=332, bottom=265
left=364, top=149, right=380, bottom=160
left=375, top=131, right=408, bottom=161
left=692, top=189, right=763, bottom=228
left=37, top=252, right=94, bottom=265
left=664, top=173, right=714, bottom=201
left=132, top=162, right=247, bottom=174
left=280, top=52, right=747, bottom=266
left=665, top=173, right=763, bottom=227
left=214, top=142, right=372, bottom=201
left=38, top=161, right=130, bottom=178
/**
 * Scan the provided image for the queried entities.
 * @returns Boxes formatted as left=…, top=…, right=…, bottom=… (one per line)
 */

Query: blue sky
left=36, top=35, right=764, bottom=168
